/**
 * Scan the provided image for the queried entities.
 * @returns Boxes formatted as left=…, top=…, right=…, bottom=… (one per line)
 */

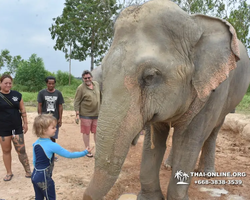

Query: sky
left=0, top=0, right=91, bottom=77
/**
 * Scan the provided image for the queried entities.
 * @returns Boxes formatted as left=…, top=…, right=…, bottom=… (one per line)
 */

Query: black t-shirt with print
left=0, top=90, right=22, bottom=132
left=37, top=89, right=64, bottom=120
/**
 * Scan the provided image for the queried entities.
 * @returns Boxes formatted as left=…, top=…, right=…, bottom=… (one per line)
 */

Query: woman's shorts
left=0, top=127, right=23, bottom=137
left=80, top=118, right=97, bottom=134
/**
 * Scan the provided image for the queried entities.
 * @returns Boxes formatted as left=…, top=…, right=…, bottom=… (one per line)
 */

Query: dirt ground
left=0, top=111, right=250, bottom=200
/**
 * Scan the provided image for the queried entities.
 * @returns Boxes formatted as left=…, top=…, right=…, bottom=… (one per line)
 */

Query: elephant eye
left=144, top=75, right=154, bottom=84
left=142, top=68, right=162, bottom=86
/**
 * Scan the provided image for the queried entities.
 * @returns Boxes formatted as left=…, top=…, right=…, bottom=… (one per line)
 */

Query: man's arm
left=58, top=104, right=63, bottom=127
left=57, top=91, right=64, bottom=127
left=74, top=86, right=83, bottom=123
left=74, top=86, right=83, bottom=115
left=37, top=91, right=43, bottom=114
left=38, top=102, right=42, bottom=114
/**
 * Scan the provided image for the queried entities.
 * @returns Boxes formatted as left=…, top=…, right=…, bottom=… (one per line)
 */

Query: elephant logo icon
left=174, top=170, right=189, bottom=184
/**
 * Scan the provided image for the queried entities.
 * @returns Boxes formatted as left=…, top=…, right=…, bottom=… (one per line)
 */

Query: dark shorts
left=52, top=124, right=59, bottom=139
left=0, top=126, right=23, bottom=137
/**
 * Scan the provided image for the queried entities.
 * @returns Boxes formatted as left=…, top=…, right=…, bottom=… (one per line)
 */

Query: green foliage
left=172, top=0, right=250, bottom=54
left=227, top=1, right=250, bottom=51
left=19, top=91, right=38, bottom=102
left=7, top=55, right=24, bottom=76
left=0, top=49, right=23, bottom=76
left=49, top=0, right=121, bottom=70
left=12, top=84, right=30, bottom=92
left=56, top=70, right=76, bottom=86
left=14, top=54, right=48, bottom=92
left=60, top=84, right=80, bottom=97
left=236, top=93, right=250, bottom=111
left=0, top=49, right=12, bottom=70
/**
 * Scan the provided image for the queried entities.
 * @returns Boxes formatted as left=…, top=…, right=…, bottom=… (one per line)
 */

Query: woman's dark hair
left=0, top=74, right=13, bottom=83
left=45, top=76, right=56, bottom=83
left=82, top=70, right=92, bottom=78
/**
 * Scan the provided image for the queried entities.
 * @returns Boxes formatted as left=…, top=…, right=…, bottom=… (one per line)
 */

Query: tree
left=49, top=0, right=121, bottom=71
left=56, top=70, right=75, bottom=86
left=227, top=1, right=250, bottom=52
left=117, top=0, right=147, bottom=8
left=171, top=0, right=250, bottom=54
left=15, top=54, right=48, bottom=92
left=7, top=55, right=24, bottom=76
left=0, top=49, right=24, bottom=76
left=0, top=49, right=12, bottom=70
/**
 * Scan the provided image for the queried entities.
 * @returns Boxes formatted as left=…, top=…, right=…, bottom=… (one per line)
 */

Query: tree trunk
left=69, top=45, right=72, bottom=85
left=90, top=30, right=95, bottom=71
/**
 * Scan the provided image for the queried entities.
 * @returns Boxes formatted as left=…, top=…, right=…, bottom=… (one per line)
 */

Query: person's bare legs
left=91, top=119, right=97, bottom=146
left=12, top=134, right=31, bottom=177
left=81, top=118, right=93, bottom=157
left=0, top=136, right=13, bottom=178
left=82, top=133, right=90, bottom=148
left=93, top=133, right=96, bottom=143
left=82, top=133, right=93, bottom=157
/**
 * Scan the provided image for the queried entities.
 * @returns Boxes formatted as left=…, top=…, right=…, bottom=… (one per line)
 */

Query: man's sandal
left=25, top=173, right=32, bottom=178
left=3, top=174, right=14, bottom=181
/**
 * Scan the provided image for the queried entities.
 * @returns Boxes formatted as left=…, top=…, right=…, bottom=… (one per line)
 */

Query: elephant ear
left=191, top=14, right=240, bottom=102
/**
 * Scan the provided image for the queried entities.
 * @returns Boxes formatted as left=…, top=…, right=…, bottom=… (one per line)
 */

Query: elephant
left=83, top=0, right=250, bottom=200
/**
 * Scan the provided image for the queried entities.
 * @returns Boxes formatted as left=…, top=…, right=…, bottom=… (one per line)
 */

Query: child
left=31, top=114, right=92, bottom=200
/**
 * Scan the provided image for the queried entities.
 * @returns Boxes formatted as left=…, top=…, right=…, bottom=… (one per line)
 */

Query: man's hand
left=58, top=119, right=62, bottom=127
left=75, top=114, right=79, bottom=124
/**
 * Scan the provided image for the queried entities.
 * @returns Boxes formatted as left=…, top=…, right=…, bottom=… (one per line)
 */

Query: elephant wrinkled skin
left=83, top=0, right=250, bottom=199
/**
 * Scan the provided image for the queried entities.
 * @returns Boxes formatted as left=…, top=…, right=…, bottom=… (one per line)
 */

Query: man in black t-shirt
left=37, top=76, right=64, bottom=143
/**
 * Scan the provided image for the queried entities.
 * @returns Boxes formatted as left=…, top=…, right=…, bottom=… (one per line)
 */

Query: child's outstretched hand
left=86, top=146, right=94, bottom=154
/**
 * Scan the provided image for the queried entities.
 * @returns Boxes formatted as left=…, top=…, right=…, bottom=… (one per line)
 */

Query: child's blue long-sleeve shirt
left=33, top=138, right=88, bottom=167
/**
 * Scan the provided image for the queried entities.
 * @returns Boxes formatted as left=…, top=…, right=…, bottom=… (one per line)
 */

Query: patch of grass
left=21, top=92, right=38, bottom=103
left=236, top=93, right=250, bottom=112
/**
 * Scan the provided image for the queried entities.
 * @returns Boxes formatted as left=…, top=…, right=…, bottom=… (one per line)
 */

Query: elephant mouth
left=150, top=113, right=159, bottom=122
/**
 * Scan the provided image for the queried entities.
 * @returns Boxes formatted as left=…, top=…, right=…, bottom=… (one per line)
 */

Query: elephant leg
left=138, top=123, right=169, bottom=200
left=197, top=118, right=225, bottom=173
left=166, top=131, right=202, bottom=200
left=167, top=114, right=222, bottom=200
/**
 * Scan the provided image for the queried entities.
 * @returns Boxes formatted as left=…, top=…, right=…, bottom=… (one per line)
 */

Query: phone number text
left=194, top=180, right=243, bottom=185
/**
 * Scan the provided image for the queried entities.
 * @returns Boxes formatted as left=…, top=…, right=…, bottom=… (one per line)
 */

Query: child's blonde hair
left=33, top=114, right=57, bottom=137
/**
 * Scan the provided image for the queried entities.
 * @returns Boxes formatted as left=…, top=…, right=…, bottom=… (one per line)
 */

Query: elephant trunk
left=83, top=100, right=143, bottom=200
